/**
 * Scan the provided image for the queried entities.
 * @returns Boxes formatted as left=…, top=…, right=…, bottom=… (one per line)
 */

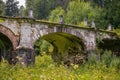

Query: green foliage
left=0, top=51, right=120, bottom=80
left=88, top=50, right=120, bottom=70
left=0, top=39, right=5, bottom=48
left=88, top=0, right=105, bottom=7
left=114, top=28, right=120, bottom=37
left=32, top=0, right=55, bottom=19
left=0, top=0, right=5, bottom=16
left=25, top=0, right=70, bottom=19
left=41, top=33, right=85, bottom=63
left=34, top=33, right=85, bottom=64
left=0, top=0, right=119, bottom=29
left=5, top=0, right=19, bottom=16
left=25, top=0, right=34, bottom=16
left=101, top=50, right=113, bottom=67
left=78, top=21, right=90, bottom=27
left=110, top=55, right=120, bottom=70
left=49, top=0, right=101, bottom=26
left=0, top=19, right=5, bottom=22
left=19, top=6, right=25, bottom=17
left=26, top=0, right=34, bottom=8
left=34, top=39, right=54, bottom=55
left=48, top=0, right=120, bottom=29
left=49, top=7, right=65, bottom=22
left=96, top=33, right=103, bottom=44
left=66, top=0, right=91, bottom=24
left=54, top=0, right=70, bottom=10
left=99, top=0, right=120, bottom=28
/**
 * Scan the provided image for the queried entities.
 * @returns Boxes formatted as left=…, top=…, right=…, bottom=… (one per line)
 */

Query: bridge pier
left=16, top=48, right=35, bottom=67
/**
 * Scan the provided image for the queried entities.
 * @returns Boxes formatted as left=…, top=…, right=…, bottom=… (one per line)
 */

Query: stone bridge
left=0, top=16, right=118, bottom=65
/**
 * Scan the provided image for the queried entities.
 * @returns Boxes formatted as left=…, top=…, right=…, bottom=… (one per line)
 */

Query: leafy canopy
left=5, top=0, right=19, bottom=16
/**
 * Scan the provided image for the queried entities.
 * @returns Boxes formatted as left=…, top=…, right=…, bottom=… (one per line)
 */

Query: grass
left=0, top=51, right=120, bottom=80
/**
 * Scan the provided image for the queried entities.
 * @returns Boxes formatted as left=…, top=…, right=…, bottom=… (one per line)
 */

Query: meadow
left=0, top=50, right=120, bottom=80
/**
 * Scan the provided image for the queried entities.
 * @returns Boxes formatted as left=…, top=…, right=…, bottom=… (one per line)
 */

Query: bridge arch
left=32, top=26, right=88, bottom=51
left=34, top=32, right=86, bottom=63
left=0, top=24, right=19, bottom=50
left=33, top=31, right=86, bottom=53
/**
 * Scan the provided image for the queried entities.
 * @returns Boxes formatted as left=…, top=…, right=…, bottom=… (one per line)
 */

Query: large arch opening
left=0, top=32, right=13, bottom=62
left=34, top=32, right=86, bottom=64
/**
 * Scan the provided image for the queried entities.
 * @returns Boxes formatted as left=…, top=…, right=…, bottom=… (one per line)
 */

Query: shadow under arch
left=0, top=24, right=19, bottom=50
left=34, top=32, right=86, bottom=64
left=0, top=32, right=13, bottom=62
left=97, top=38, right=120, bottom=56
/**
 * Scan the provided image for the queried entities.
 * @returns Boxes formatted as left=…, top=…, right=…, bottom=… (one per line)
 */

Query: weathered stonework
left=0, top=24, right=19, bottom=50
left=17, top=23, right=33, bottom=49
left=0, top=17, right=117, bottom=51
left=0, top=16, right=118, bottom=65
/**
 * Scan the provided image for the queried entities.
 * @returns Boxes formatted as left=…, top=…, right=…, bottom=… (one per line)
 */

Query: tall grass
left=0, top=51, right=120, bottom=80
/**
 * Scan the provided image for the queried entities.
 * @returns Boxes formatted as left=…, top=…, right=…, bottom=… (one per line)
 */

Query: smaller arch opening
left=97, top=39, right=120, bottom=56
left=0, top=33, right=13, bottom=63
left=34, top=32, right=86, bottom=65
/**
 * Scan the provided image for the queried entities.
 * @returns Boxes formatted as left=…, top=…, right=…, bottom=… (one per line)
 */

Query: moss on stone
left=0, top=19, right=5, bottom=23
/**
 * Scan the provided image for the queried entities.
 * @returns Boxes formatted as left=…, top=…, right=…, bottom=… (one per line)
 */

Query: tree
left=25, top=0, right=55, bottom=19
left=19, top=5, right=25, bottom=17
left=94, top=0, right=120, bottom=29
left=65, top=0, right=99, bottom=25
left=54, top=0, right=70, bottom=10
left=33, top=0, right=55, bottom=19
left=92, top=0, right=104, bottom=7
left=49, top=0, right=101, bottom=26
left=5, top=0, right=19, bottom=16
left=49, top=7, right=65, bottom=22
left=0, top=0, right=5, bottom=15
left=25, top=0, right=70, bottom=19
left=26, top=0, right=34, bottom=8
left=103, top=0, right=120, bottom=28
left=25, top=0, right=34, bottom=16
